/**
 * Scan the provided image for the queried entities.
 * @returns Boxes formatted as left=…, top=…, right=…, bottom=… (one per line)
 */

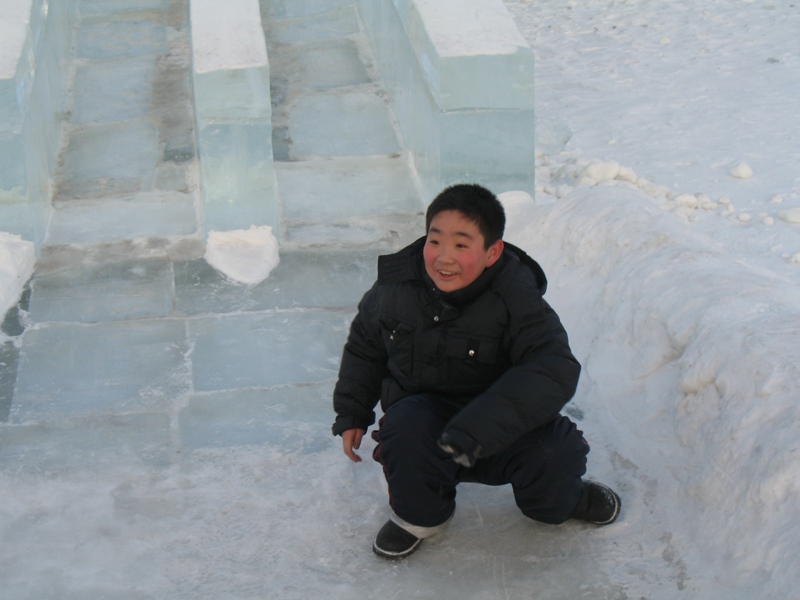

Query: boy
left=332, top=184, right=620, bottom=559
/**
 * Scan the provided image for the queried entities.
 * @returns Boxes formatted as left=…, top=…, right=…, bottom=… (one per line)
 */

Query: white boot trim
left=390, top=512, right=453, bottom=540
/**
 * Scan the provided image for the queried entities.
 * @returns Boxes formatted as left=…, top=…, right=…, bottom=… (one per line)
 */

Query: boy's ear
left=486, top=239, right=504, bottom=267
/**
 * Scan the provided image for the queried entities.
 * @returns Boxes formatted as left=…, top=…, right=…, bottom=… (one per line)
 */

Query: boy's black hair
left=425, top=183, right=505, bottom=248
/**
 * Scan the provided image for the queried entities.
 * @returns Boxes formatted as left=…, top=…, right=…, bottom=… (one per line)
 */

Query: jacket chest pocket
left=379, top=317, right=415, bottom=379
left=444, top=334, right=505, bottom=385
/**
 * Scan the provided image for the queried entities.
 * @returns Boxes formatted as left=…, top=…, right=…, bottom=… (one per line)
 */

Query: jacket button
left=469, top=349, right=475, bottom=357
left=433, top=316, right=439, bottom=322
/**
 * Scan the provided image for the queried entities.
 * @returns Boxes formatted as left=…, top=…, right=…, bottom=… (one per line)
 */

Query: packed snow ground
left=504, top=0, right=800, bottom=595
left=1, top=0, right=799, bottom=597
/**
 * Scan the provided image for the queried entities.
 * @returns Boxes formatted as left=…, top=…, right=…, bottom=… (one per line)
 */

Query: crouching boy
left=332, top=183, right=620, bottom=559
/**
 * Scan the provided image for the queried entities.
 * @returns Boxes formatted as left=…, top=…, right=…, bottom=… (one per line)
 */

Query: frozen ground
left=1, top=0, right=800, bottom=598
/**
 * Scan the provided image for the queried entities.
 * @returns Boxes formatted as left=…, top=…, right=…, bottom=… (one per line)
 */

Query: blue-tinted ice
left=0, top=2, right=640, bottom=599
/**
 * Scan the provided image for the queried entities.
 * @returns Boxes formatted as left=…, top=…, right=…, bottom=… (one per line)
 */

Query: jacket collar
left=378, top=236, right=501, bottom=306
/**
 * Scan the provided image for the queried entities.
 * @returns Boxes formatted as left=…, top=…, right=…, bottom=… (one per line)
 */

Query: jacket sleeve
left=442, top=290, right=581, bottom=457
left=331, top=285, right=389, bottom=436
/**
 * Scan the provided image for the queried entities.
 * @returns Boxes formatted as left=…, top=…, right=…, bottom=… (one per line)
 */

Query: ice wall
left=354, top=0, right=536, bottom=199
left=0, top=0, right=79, bottom=250
left=190, top=0, right=279, bottom=236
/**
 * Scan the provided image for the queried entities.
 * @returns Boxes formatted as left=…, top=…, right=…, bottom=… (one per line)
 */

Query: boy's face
left=423, top=210, right=504, bottom=293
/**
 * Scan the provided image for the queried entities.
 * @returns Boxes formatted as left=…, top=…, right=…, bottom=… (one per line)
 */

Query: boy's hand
left=342, top=428, right=365, bottom=463
left=438, top=431, right=482, bottom=468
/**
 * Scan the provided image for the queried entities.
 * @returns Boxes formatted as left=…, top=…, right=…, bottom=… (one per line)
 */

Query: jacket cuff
left=331, top=414, right=371, bottom=436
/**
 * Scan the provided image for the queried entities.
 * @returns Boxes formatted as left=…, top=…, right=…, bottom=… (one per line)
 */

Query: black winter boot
left=572, top=481, right=621, bottom=525
left=373, top=519, right=423, bottom=559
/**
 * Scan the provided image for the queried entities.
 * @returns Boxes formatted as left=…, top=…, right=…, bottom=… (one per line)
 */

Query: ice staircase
left=2, top=0, right=427, bottom=436
left=3, top=0, right=537, bottom=431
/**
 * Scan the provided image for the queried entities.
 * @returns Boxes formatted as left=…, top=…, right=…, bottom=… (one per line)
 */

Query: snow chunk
left=777, top=207, right=800, bottom=224
left=0, top=232, right=35, bottom=320
left=730, top=162, right=754, bottom=179
left=0, top=0, right=33, bottom=79
left=582, top=160, right=621, bottom=183
left=190, top=0, right=268, bottom=74
left=204, top=226, right=280, bottom=285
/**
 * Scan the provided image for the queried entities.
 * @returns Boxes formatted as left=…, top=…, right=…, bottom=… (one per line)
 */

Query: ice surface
left=287, top=92, right=401, bottom=157
left=27, top=257, right=174, bottom=323
left=269, top=0, right=354, bottom=19
left=196, top=121, right=278, bottom=233
left=355, top=0, right=537, bottom=198
left=267, top=5, right=360, bottom=43
left=299, top=39, right=371, bottom=89
left=12, top=319, right=190, bottom=423
left=46, top=193, right=198, bottom=245
left=0, top=131, right=26, bottom=190
left=179, top=383, right=332, bottom=453
left=188, top=309, right=350, bottom=392
left=276, top=156, right=420, bottom=219
left=0, top=340, right=19, bottom=420
left=0, top=413, right=173, bottom=472
left=55, top=120, right=159, bottom=200
left=76, top=17, right=168, bottom=60
left=71, top=57, right=156, bottom=125
left=193, top=66, right=271, bottom=122
left=81, top=0, right=170, bottom=13
left=174, top=248, right=379, bottom=313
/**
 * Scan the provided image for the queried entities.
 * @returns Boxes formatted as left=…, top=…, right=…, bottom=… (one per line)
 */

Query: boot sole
left=372, top=537, right=423, bottom=559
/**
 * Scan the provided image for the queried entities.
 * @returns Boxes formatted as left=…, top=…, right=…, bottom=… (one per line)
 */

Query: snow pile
left=190, top=0, right=268, bottom=73
left=203, top=226, right=280, bottom=285
left=502, top=187, right=800, bottom=592
left=0, top=232, right=35, bottom=325
left=0, top=0, right=32, bottom=79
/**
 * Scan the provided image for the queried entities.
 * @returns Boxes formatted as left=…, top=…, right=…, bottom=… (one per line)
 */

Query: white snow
left=0, top=232, right=35, bottom=328
left=189, top=0, right=268, bottom=73
left=0, top=0, right=32, bottom=79
left=730, top=161, right=754, bottom=180
left=415, top=0, right=530, bottom=57
left=203, top=226, right=280, bottom=285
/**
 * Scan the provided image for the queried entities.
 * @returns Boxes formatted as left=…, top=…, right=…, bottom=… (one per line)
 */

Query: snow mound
left=204, top=226, right=280, bottom=285
left=506, top=186, right=800, bottom=592
left=0, top=232, right=35, bottom=322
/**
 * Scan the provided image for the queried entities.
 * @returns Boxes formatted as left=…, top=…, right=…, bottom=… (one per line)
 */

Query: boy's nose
left=437, top=248, right=455, bottom=263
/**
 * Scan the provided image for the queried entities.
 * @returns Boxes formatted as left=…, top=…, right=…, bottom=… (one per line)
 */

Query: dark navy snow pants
left=371, top=394, right=589, bottom=529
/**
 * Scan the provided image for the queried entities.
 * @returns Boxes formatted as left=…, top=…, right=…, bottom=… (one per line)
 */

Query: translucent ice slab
left=55, top=120, right=159, bottom=200
left=287, top=91, right=401, bottom=157
left=179, top=383, right=333, bottom=453
left=276, top=155, right=421, bottom=220
left=298, top=39, right=371, bottom=89
left=12, top=319, right=190, bottom=423
left=0, top=413, right=173, bottom=472
left=174, top=248, right=380, bottom=314
left=80, top=0, right=170, bottom=14
left=71, top=57, right=156, bottom=125
left=27, top=257, right=175, bottom=323
left=355, top=0, right=537, bottom=197
left=188, top=309, right=349, bottom=392
left=76, top=16, right=168, bottom=60
left=268, top=0, right=354, bottom=19
left=267, top=5, right=360, bottom=43
left=46, top=193, right=198, bottom=245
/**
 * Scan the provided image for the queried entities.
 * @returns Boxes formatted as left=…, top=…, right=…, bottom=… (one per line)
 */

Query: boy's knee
left=380, top=395, right=448, bottom=442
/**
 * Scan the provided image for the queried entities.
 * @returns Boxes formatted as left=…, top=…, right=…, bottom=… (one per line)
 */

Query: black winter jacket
left=331, top=237, right=581, bottom=457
